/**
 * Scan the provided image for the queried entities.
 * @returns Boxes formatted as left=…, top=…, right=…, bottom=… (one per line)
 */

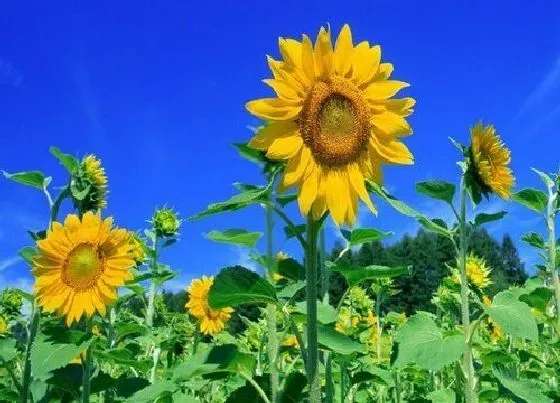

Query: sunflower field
left=2, top=24, right=560, bottom=403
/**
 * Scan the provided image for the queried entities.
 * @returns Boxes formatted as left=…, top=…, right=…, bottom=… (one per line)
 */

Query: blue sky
left=1, top=1, right=560, bottom=292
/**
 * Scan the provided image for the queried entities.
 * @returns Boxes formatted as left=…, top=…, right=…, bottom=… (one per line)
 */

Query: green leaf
left=512, top=188, right=548, bottom=213
left=173, top=344, right=256, bottom=380
left=115, top=323, right=147, bottom=339
left=493, top=365, right=552, bottom=403
left=522, top=232, right=546, bottom=249
left=417, top=217, right=451, bottom=237
left=478, top=388, right=500, bottom=402
left=90, top=372, right=118, bottom=394
left=280, top=372, right=306, bottom=403
left=326, top=260, right=410, bottom=287
left=519, top=287, right=553, bottom=313
left=415, top=180, right=456, bottom=204
left=277, top=281, right=306, bottom=299
left=124, top=380, right=176, bottom=403
left=294, top=301, right=337, bottom=324
left=208, top=266, right=277, bottom=308
left=395, top=312, right=463, bottom=371
left=18, top=246, right=37, bottom=265
left=2, top=170, right=50, bottom=190
left=531, top=167, right=554, bottom=188
left=473, top=211, right=507, bottom=227
left=316, top=324, right=365, bottom=355
left=115, top=377, right=151, bottom=398
left=205, top=229, right=263, bottom=248
left=232, top=143, right=267, bottom=165
left=277, top=258, right=304, bottom=281
left=284, top=224, right=306, bottom=240
left=485, top=291, right=538, bottom=341
left=427, top=389, right=456, bottom=403
left=30, top=336, right=92, bottom=380
left=49, top=146, right=79, bottom=173
left=367, top=181, right=422, bottom=218
left=276, top=194, right=297, bottom=207
left=0, top=339, right=17, bottom=362
left=340, top=228, right=394, bottom=246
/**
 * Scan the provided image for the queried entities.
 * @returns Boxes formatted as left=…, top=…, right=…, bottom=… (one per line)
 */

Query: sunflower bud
left=71, top=154, right=108, bottom=212
left=152, top=208, right=181, bottom=237
left=128, top=234, right=147, bottom=264
left=0, top=315, right=8, bottom=335
left=0, top=289, right=23, bottom=315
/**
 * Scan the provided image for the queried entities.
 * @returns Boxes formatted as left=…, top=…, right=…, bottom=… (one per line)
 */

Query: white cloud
left=0, top=256, right=21, bottom=272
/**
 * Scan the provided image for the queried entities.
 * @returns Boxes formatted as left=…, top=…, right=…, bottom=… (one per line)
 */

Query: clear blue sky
left=1, top=1, right=560, bottom=292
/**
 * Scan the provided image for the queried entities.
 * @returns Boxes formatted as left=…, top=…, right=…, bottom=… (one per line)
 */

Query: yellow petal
left=246, top=98, right=301, bottom=121
left=369, top=136, right=414, bottom=165
left=371, top=97, right=416, bottom=117
left=325, top=169, right=349, bottom=227
left=348, top=163, right=377, bottom=214
left=263, top=79, right=302, bottom=102
left=364, top=80, right=409, bottom=100
left=314, top=27, right=334, bottom=78
left=248, top=122, right=298, bottom=150
left=301, top=34, right=315, bottom=80
left=298, top=166, right=318, bottom=215
left=371, top=111, right=413, bottom=137
left=334, top=24, right=353, bottom=76
left=352, top=43, right=380, bottom=85
left=283, top=146, right=311, bottom=187
left=375, top=63, right=394, bottom=80
left=266, top=134, right=303, bottom=160
left=344, top=186, right=359, bottom=227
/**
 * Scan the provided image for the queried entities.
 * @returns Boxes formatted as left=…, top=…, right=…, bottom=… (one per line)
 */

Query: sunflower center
left=299, top=76, right=371, bottom=167
left=63, top=243, right=105, bottom=290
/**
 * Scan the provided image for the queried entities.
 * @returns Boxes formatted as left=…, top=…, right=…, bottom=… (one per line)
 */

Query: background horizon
left=2, top=1, right=560, bottom=293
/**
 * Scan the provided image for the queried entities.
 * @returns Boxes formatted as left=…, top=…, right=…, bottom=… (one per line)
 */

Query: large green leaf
left=316, top=325, right=365, bottom=355
left=277, top=281, right=306, bottom=299
left=427, top=389, right=456, bottom=403
left=522, top=232, right=546, bottom=249
left=340, top=228, right=393, bottom=246
left=0, top=339, right=17, bottom=362
left=124, top=381, right=176, bottom=403
left=208, top=266, right=277, bottom=308
left=519, top=287, right=553, bottom=313
left=173, top=344, right=255, bottom=380
left=277, top=258, right=304, bottom=281
left=205, top=229, right=263, bottom=248
left=280, top=372, right=306, bottom=403
left=395, top=312, right=463, bottom=370
left=294, top=301, right=337, bottom=324
left=493, top=365, right=552, bottom=403
left=49, top=146, right=79, bottom=173
left=531, top=168, right=554, bottom=188
left=232, top=143, right=267, bottom=165
left=473, top=211, right=507, bottom=227
left=2, top=170, right=50, bottom=190
left=485, top=291, right=538, bottom=341
left=415, top=180, right=456, bottom=204
left=18, top=246, right=37, bottom=265
left=417, top=217, right=451, bottom=237
left=326, top=260, right=410, bottom=287
left=512, top=188, right=548, bottom=213
left=30, top=336, right=92, bottom=380
left=284, top=224, right=305, bottom=240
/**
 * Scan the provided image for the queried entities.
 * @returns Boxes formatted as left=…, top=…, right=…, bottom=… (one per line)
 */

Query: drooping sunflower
left=465, top=253, right=492, bottom=289
left=246, top=24, right=415, bottom=226
left=185, top=276, right=234, bottom=335
left=33, top=212, right=135, bottom=326
left=0, top=315, right=8, bottom=335
left=468, top=122, right=515, bottom=199
left=128, top=233, right=147, bottom=264
left=71, top=154, right=108, bottom=211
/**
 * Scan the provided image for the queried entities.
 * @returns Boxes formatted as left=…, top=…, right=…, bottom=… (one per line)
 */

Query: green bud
left=0, top=289, right=23, bottom=315
left=152, top=208, right=181, bottom=237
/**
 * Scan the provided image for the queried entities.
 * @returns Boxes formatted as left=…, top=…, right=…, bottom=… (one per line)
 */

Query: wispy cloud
left=515, top=53, right=560, bottom=120
left=74, top=63, right=105, bottom=141
left=0, top=59, right=23, bottom=88
left=234, top=247, right=259, bottom=272
left=0, top=256, right=21, bottom=272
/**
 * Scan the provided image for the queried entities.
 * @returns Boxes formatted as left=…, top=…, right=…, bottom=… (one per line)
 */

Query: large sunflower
left=246, top=24, right=415, bottom=226
left=33, top=212, right=135, bottom=326
left=185, top=276, right=234, bottom=335
left=469, top=122, right=515, bottom=199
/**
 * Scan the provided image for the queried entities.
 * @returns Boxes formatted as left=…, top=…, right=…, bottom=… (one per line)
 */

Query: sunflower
left=335, top=307, right=361, bottom=334
left=246, top=24, right=415, bottom=226
left=282, top=334, right=299, bottom=347
left=76, top=154, right=108, bottom=211
left=185, top=276, right=234, bottom=335
left=469, top=122, right=515, bottom=199
left=465, top=253, right=492, bottom=289
left=128, top=234, right=147, bottom=264
left=33, top=212, right=135, bottom=326
left=0, top=316, right=8, bottom=335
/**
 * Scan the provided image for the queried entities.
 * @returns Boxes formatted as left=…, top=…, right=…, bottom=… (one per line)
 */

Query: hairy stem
left=20, top=303, right=40, bottom=403
left=546, top=186, right=560, bottom=330
left=265, top=201, right=279, bottom=402
left=82, top=320, right=93, bottom=403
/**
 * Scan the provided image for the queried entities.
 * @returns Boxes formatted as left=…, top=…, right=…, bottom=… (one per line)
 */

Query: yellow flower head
left=80, top=154, right=108, bottom=210
left=33, top=212, right=135, bottom=326
left=488, top=318, right=504, bottom=343
left=128, top=233, right=147, bottom=264
left=0, top=316, right=8, bottom=335
left=247, top=24, right=415, bottom=227
left=282, top=334, right=299, bottom=347
left=366, top=310, right=378, bottom=326
left=465, top=253, right=492, bottom=289
left=469, top=122, right=515, bottom=199
left=185, top=276, right=234, bottom=335
left=482, top=295, right=492, bottom=307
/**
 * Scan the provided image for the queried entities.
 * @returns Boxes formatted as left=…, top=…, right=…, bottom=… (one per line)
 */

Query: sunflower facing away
left=185, top=276, right=234, bottom=335
left=246, top=24, right=415, bottom=226
left=72, top=154, right=108, bottom=211
left=0, top=315, right=8, bottom=335
left=33, top=212, right=135, bottom=326
left=452, top=253, right=492, bottom=290
left=469, top=122, right=515, bottom=199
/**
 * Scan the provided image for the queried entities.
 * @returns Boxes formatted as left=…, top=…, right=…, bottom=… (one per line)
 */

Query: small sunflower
left=0, top=316, right=8, bottom=335
left=33, top=211, right=135, bottom=326
left=335, top=307, right=361, bottom=334
left=247, top=24, right=415, bottom=226
left=72, top=154, right=108, bottom=211
left=468, top=122, right=515, bottom=199
left=282, top=334, right=299, bottom=347
left=482, top=295, right=492, bottom=307
left=152, top=208, right=181, bottom=237
left=128, top=234, right=147, bottom=264
left=185, top=276, right=234, bottom=335
left=465, top=253, right=492, bottom=289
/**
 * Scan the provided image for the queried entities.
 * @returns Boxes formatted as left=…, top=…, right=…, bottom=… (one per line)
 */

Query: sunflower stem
left=50, top=186, right=70, bottom=227
left=545, top=183, right=560, bottom=330
left=265, top=199, right=279, bottom=402
left=82, top=320, right=93, bottom=403
left=458, top=176, right=476, bottom=403
left=20, top=302, right=40, bottom=403
left=305, top=215, right=321, bottom=403
left=146, top=236, right=159, bottom=328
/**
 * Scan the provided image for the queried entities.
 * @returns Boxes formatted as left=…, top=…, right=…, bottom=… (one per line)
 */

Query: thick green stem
left=146, top=237, right=159, bottom=327
left=305, top=216, right=321, bottom=402
left=546, top=188, right=560, bottom=330
left=82, top=320, right=93, bottom=403
left=241, top=372, right=272, bottom=403
left=375, top=292, right=382, bottom=364
left=319, top=228, right=328, bottom=302
left=20, top=304, right=40, bottom=403
left=149, top=347, right=161, bottom=384
left=458, top=178, right=475, bottom=403
left=265, top=200, right=279, bottom=402
left=325, top=353, right=334, bottom=403
left=394, top=371, right=401, bottom=403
